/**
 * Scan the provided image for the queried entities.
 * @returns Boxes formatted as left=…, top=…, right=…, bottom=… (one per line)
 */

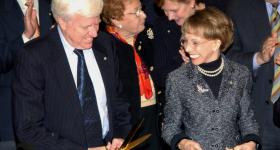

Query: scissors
left=119, top=118, right=151, bottom=150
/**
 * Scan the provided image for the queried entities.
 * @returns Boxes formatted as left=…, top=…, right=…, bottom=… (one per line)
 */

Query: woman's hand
left=177, top=139, right=203, bottom=150
left=226, top=141, right=257, bottom=150
left=179, top=47, right=190, bottom=64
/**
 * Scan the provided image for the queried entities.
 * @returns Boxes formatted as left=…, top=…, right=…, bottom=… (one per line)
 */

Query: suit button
left=158, top=112, right=163, bottom=116
left=212, top=110, right=216, bottom=113
left=157, top=90, right=162, bottom=95
left=138, top=45, right=142, bottom=51
left=215, top=144, right=218, bottom=147
left=50, top=24, right=55, bottom=29
left=150, top=66, right=154, bottom=71
left=216, top=109, right=219, bottom=113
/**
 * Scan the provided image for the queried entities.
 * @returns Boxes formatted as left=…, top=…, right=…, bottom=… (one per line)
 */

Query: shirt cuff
left=242, top=133, right=262, bottom=150
left=170, top=132, right=191, bottom=150
left=253, top=53, right=261, bottom=70
left=22, top=33, right=32, bottom=43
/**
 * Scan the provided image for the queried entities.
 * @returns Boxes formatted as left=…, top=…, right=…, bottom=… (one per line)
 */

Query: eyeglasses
left=125, top=7, right=144, bottom=17
left=180, top=37, right=211, bottom=50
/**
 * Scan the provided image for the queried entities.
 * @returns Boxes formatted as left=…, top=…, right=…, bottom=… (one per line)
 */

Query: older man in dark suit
left=226, top=0, right=280, bottom=149
left=0, top=0, right=52, bottom=149
left=13, top=0, right=131, bottom=149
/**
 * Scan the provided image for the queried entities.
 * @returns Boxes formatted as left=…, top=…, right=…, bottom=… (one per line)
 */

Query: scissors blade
left=125, top=134, right=151, bottom=150
left=120, top=118, right=144, bottom=149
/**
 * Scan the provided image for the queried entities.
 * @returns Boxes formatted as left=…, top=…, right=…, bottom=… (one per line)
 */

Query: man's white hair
left=51, top=0, right=103, bottom=20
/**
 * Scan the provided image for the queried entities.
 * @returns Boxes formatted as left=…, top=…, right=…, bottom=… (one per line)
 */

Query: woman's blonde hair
left=181, top=7, right=233, bottom=52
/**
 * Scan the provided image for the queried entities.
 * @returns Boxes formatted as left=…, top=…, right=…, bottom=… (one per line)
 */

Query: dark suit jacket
left=107, top=33, right=141, bottom=125
left=0, top=0, right=52, bottom=141
left=152, top=16, right=182, bottom=89
left=13, top=27, right=131, bottom=150
left=106, top=29, right=160, bottom=150
left=226, top=0, right=280, bottom=140
left=106, top=27, right=158, bottom=124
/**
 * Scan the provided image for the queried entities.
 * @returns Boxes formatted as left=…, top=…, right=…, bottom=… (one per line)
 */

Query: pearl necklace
left=197, top=58, right=224, bottom=77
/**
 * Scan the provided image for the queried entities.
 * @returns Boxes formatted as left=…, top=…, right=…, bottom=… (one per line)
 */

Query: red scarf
left=107, top=26, right=153, bottom=99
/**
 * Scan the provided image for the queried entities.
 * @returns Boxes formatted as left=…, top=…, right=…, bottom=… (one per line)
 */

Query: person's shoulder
left=153, top=16, right=180, bottom=32
left=225, top=57, right=251, bottom=77
left=93, top=31, right=117, bottom=55
left=94, top=31, right=113, bottom=43
left=94, top=31, right=114, bottom=47
left=154, top=16, right=170, bottom=26
left=225, top=0, right=248, bottom=15
left=168, top=63, right=192, bottom=79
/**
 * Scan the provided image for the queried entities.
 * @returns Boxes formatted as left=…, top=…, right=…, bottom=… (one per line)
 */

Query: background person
left=0, top=0, right=53, bottom=149
left=226, top=0, right=280, bottom=148
left=102, top=0, right=161, bottom=149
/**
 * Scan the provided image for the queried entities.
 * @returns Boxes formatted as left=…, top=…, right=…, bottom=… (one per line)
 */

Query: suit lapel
left=92, top=45, right=112, bottom=105
left=92, top=37, right=114, bottom=134
left=218, top=58, right=235, bottom=101
left=48, top=28, right=83, bottom=115
left=190, top=57, right=235, bottom=101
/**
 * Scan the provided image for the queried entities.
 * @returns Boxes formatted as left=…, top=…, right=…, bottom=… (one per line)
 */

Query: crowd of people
left=0, top=0, right=280, bottom=150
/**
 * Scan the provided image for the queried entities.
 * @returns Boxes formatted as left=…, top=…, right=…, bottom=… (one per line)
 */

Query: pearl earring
left=118, top=24, right=122, bottom=29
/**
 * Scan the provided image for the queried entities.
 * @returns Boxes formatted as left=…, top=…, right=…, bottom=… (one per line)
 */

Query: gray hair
left=51, top=0, right=104, bottom=20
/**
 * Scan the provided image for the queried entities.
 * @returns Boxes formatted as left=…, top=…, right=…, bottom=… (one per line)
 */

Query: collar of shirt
left=57, top=26, right=92, bottom=86
left=266, top=1, right=280, bottom=18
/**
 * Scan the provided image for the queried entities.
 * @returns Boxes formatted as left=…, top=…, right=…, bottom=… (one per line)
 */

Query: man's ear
left=56, top=17, right=67, bottom=30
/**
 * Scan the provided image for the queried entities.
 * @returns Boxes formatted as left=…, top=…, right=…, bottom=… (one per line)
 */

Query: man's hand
left=106, top=138, right=124, bottom=150
left=256, top=32, right=278, bottom=65
left=226, top=141, right=257, bottom=150
left=23, top=0, right=40, bottom=39
left=177, top=139, right=203, bottom=150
